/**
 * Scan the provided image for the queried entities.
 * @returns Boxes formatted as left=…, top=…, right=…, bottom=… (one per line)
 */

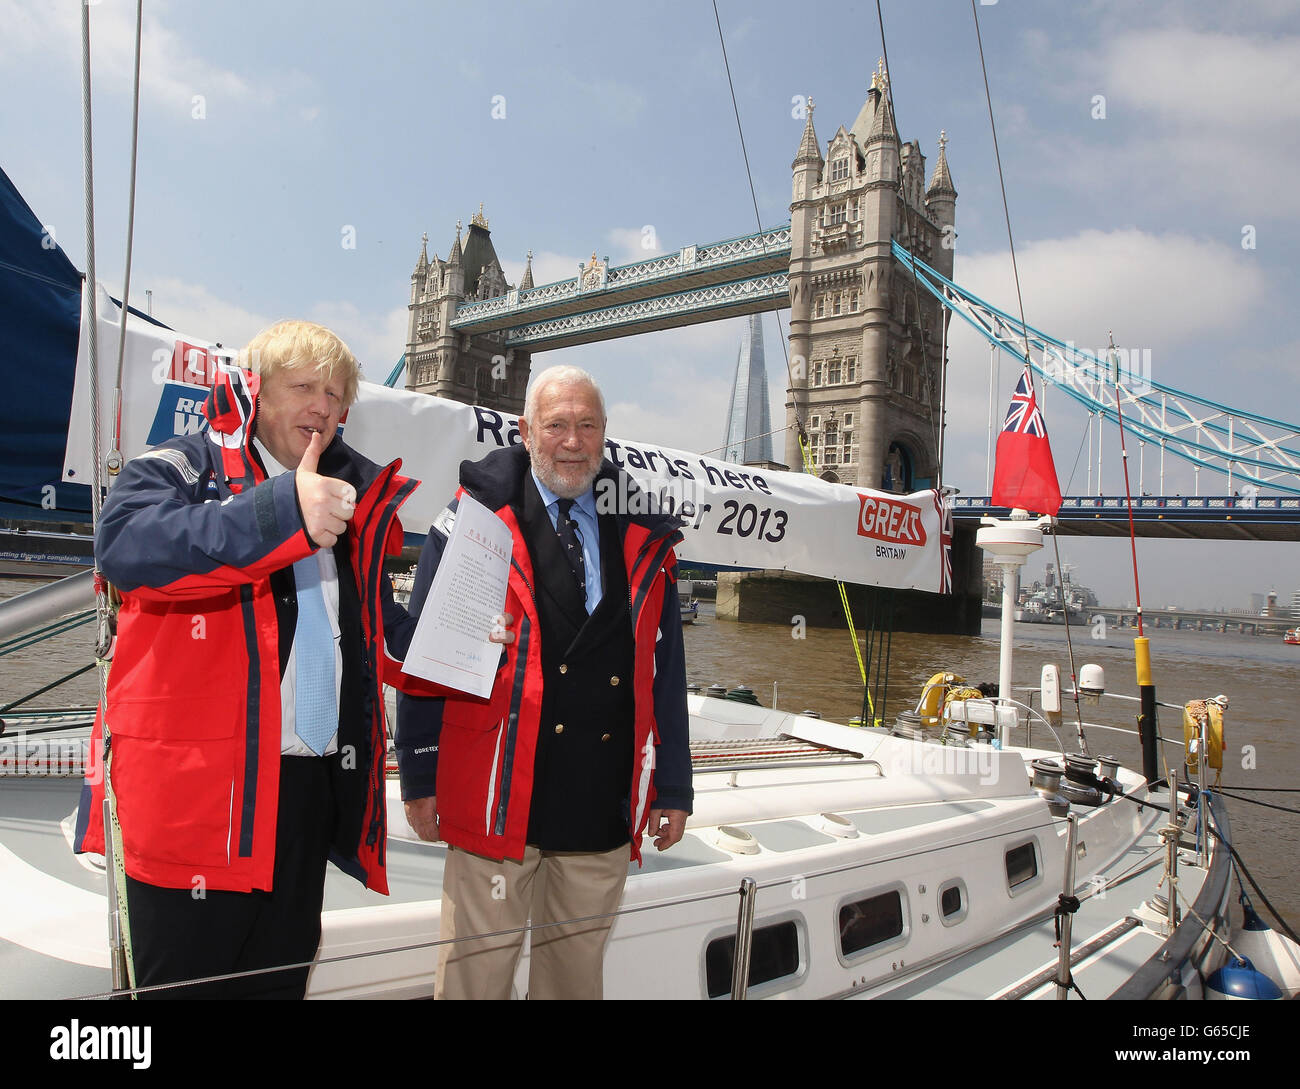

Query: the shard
left=722, top=314, right=774, bottom=465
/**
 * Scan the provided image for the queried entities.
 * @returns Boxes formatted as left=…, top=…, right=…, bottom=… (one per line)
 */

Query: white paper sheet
left=400, top=495, right=512, bottom=699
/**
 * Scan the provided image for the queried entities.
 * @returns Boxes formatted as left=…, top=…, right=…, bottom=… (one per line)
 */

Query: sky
left=1, top=0, right=1296, bottom=609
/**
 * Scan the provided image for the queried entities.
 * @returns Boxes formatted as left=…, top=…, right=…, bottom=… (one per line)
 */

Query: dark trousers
left=124, top=755, right=335, bottom=999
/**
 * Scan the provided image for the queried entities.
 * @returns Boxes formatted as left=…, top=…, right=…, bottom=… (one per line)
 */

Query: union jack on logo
left=1002, top=368, right=1047, bottom=437
left=932, top=491, right=953, bottom=594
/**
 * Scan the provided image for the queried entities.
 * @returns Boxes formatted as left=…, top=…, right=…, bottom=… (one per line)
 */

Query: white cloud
left=121, top=279, right=407, bottom=386
left=0, top=0, right=266, bottom=117
left=606, top=226, right=665, bottom=262
left=1031, top=27, right=1300, bottom=215
left=140, top=275, right=274, bottom=350
left=1100, top=29, right=1300, bottom=127
left=953, top=228, right=1269, bottom=352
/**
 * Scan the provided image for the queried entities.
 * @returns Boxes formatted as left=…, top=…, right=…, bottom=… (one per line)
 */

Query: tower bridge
left=404, top=64, right=951, bottom=497
left=398, top=62, right=1300, bottom=514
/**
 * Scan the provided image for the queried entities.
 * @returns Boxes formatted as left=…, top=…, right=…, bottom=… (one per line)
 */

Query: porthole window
left=939, top=879, right=968, bottom=927
left=1006, top=841, right=1039, bottom=891
left=838, top=888, right=905, bottom=958
left=705, top=919, right=801, bottom=998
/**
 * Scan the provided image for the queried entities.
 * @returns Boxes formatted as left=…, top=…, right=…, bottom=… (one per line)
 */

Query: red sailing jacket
left=75, top=367, right=418, bottom=895
left=395, top=446, right=693, bottom=864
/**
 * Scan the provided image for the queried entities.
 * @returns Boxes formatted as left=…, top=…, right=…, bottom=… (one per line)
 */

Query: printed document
left=401, top=495, right=512, bottom=698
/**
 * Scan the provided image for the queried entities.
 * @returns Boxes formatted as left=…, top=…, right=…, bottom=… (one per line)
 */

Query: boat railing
left=1015, top=685, right=1192, bottom=755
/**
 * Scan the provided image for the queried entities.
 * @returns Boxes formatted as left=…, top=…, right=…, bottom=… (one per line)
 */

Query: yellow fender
left=1184, top=698, right=1226, bottom=785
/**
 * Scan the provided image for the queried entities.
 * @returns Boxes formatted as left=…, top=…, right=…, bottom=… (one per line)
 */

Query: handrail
left=731, top=878, right=758, bottom=1000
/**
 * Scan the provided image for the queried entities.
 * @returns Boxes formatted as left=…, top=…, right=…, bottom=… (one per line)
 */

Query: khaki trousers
left=436, top=842, right=631, bottom=1000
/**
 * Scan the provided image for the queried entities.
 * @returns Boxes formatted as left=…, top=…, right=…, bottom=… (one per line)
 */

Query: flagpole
left=1086, top=414, right=1093, bottom=495
left=985, top=340, right=995, bottom=495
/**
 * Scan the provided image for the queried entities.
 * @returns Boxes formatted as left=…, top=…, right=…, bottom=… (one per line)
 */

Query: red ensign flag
left=991, top=366, right=1062, bottom=516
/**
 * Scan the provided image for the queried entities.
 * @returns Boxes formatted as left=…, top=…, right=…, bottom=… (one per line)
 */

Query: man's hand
left=646, top=808, right=688, bottom=851
left=489, top=613, right=516, bottom=646
left=295, top=429, right=357, bottom=548
left=405, top=795, right=440, bottom=842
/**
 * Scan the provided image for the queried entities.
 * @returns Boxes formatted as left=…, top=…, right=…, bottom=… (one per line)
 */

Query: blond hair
left=240, top=320, right=361, bottom=408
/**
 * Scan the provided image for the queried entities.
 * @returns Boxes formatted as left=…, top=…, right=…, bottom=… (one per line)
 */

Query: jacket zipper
left=490, top=557, right=535, bottom=836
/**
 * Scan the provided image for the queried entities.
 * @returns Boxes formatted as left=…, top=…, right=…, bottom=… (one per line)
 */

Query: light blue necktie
left=293, top=556, right=337, bottom=755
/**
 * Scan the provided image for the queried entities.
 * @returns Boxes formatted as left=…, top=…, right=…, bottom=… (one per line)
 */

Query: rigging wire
left=1060, top=412, right=1094, bottom=496
left=1049, top=532, right=1088, bottom=752
left=80, top=2, right=102, bottom=526
left=711, top=0, right=873, bottom=697
left=1214, top=790, right=1300, bottom=816
left=710, top=1, right=797, bottom=420
left=108, top=0, right=146, bottom=476
left=1204, top=799, right=1300, bottom=943
left=1107, top=332, right=1147, bottom=636
left=969, top=0, right=1036, bottom=379
left=1112, top=787, right=1300, bottom=942
left=875, top=0, right=944, bottom=485
left=79, top=0, right=145, bottom=1002
left=969, top=0, right=1118, bottom=759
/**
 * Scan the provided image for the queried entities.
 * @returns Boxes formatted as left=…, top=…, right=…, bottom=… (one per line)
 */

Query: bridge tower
left=405, top=205, right=533, bottom=413
left=786, top=64, right=956, bottom=493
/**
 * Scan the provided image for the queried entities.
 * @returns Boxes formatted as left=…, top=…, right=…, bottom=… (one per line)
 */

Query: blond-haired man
left=78, top=320, right=422, bottom=998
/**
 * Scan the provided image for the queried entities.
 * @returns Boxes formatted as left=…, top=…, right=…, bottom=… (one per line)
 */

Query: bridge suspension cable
left=892, top=241, right=1300, bottom=496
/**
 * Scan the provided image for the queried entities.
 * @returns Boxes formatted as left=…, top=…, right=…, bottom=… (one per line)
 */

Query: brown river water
left=3, top=578, right=1296, bottom=930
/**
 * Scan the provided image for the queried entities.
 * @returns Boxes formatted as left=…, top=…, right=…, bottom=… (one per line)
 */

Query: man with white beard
left=396, top=365, right=692, bottom=999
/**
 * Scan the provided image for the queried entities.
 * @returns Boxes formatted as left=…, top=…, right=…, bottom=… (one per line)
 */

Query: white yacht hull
left=0, top=696, right=1234, bottom=1001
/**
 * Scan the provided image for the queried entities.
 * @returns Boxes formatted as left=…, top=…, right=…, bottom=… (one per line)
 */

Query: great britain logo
left=855, top=493, right=927, bottom=547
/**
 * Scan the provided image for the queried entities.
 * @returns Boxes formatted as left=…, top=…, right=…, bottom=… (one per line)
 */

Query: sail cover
left=0, top=166, right=85, bottom=521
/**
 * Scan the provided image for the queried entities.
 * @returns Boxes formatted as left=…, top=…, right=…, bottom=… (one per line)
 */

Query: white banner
left=66, top=287, right=949, bottom=592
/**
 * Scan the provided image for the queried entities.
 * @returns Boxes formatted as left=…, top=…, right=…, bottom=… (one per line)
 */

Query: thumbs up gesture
left=295, top=430, right=357, bottom=548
